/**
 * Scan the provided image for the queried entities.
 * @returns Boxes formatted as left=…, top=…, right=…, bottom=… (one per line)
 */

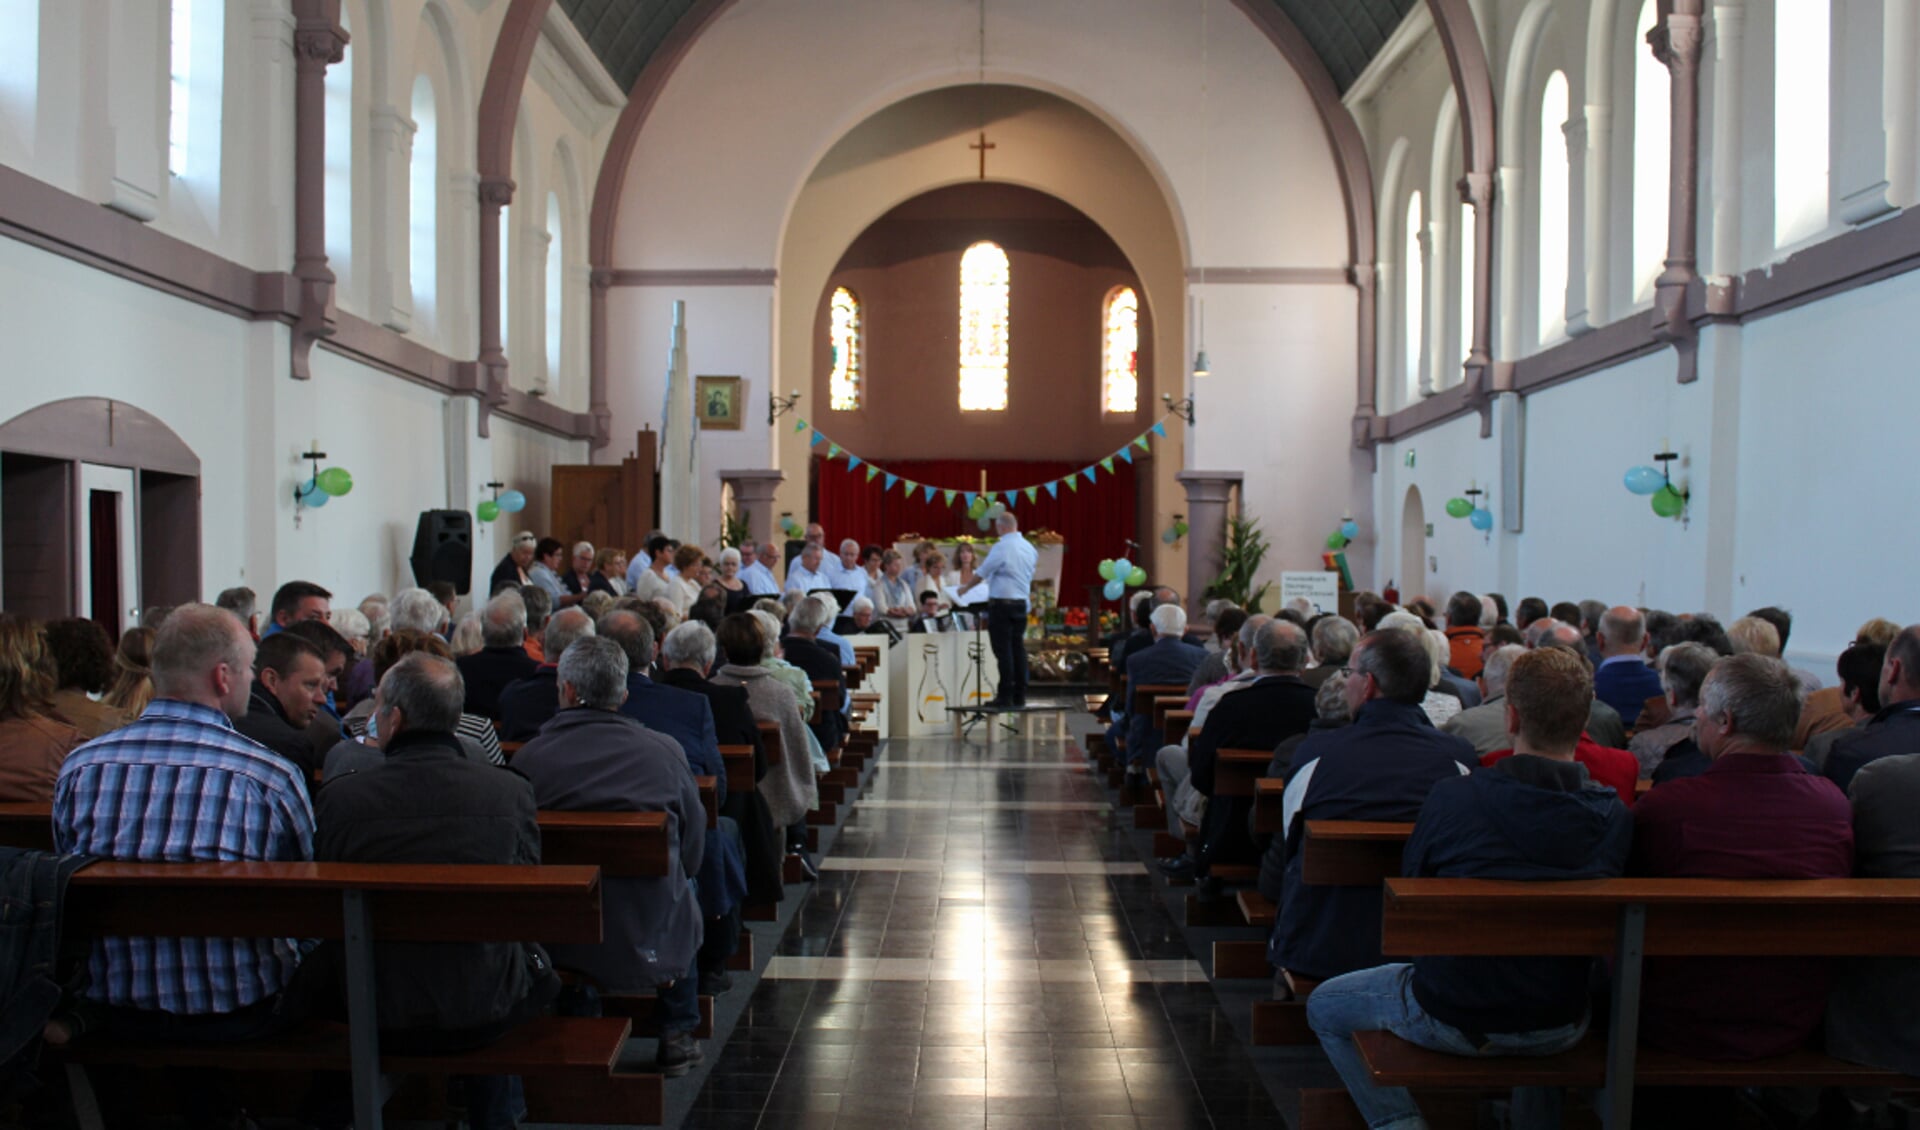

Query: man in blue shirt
left=978, top=513, right=1039, bottom=707
left=784, top=542, right=832, bottom=595
left=741, top=541, right=783, bottom=595
left=1592, top=605, right=1663, bottom=726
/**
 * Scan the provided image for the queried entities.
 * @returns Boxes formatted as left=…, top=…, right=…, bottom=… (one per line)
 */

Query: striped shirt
left=53, top=698, right=316, bottom=1014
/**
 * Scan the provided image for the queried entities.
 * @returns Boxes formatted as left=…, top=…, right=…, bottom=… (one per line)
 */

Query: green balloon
left=476, top=500, right=500, bottom=522
left=1327, top=532, right=1349, bottom=549
left=1174, top=521, right=1189, bottom=538
left=316, top=466, right=354, bottom=497
left=1445, top=497, right=1472, bottom=519
left=968, top=498, right=986, bottom=519
left=1097, top=559, right=1116, bottom=581
left=1127, top=566, right=1147, bottom=587
left=1650, top=485, right=1686, bottom=518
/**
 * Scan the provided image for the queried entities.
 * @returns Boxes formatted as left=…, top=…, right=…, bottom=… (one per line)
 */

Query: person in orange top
left=1441, top=592, right=1488, bottom=680
left=0, top=617, right=87, bottom=803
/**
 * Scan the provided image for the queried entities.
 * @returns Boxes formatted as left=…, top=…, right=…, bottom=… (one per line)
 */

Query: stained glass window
left=1102, top=287, right=1139, bottom=413
left=829, top=287, right=861, bottom=411
left=958, top=241, right=1009, bottom=411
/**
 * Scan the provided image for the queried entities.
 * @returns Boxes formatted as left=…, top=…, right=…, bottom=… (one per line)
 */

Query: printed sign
left=1279, top=571, right=1341, bottom=615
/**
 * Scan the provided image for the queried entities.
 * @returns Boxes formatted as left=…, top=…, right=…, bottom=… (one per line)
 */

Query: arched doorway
left=0, top=398, right=201, bottom=637
left=1399, top=485, right=1426, bottom=600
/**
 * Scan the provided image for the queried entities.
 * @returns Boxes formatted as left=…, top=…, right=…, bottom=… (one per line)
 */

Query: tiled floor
left=683, top=730, right=1286, bottom=1129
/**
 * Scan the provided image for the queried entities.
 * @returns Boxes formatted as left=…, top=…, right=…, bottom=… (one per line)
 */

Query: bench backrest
left=719, top=744, right=755, bottom=793
left=1302, top=820, right=1413, bottom=886
left=757, top=719, right=784, bottom=766
left=63, top=861, right=605, bottom=943
left=1133, top=684, right=1185, bottom=720
left=814, top=680, right=846, bottom=713
left=1212, top=750, right=1271, bottom=798
left=1382, top=877, right=1920, bottom=957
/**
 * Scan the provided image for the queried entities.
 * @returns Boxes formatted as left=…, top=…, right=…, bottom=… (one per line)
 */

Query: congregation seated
left=1823, top=624, right=1920, bottom=793
left=312, top=650, right=558, bottom=1123
left=327, top=630, right=503, bottom=779
left=1121, top=603, right=1205, bottom=772
left=1270, top=628, right=1476, bottom=990
left=495, top=607, right=596, bottom=740
left=511, top=637, right=709, bottom=1075
left=234, top=632, right=330, bottom=788
left=43, top=618, right=126, bottom=738
left=263, top=579, right=332, bottom=636
left=1802, top=640, right=1885, bottom=771
left=1303, top=615, right=1355, bottom=690
left=1592, top=605, right=1663, bottom=726
left=1307, top=646, right=1632, bottom=1130
left=489, top=529, right=537, bottom=595
left=780, top=595, right=849, bottom=754
left=0, top=617, right=88, bottom=803
left=1441, top=590, right=1488, bottom=680
left=1186, top=606, right=1249, bottom=694
left=1826, top=740, right=1920, bottom=1079
left=1154, top=612, right=1265, bottom=868
left=710, top=613, right=820, bottom=873
left=1438, top=642, right=1525, bottom=756
left=1256, top=671, right=1352, bottom=903
left=280, top=618, right=354, bottom=756
left=454, top=591, right=539, bottom=718
left=1374, top=611, right=1467, bottom=726
left=598, top=609, right=721, bottom=784
left=1628, top=640, right=1715, bottom=776
left=1479, top=637, right=1639, bottom=807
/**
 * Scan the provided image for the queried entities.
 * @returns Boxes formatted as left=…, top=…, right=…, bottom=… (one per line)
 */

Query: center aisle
left=682, top=713, right=1286, bottom=1129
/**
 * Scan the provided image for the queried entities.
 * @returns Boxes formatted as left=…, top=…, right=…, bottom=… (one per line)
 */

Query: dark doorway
left=87, top=490, right=122, bottom=644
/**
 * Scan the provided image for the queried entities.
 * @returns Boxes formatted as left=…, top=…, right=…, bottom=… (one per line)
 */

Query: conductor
left=978, top=512, right=1038, bottom=707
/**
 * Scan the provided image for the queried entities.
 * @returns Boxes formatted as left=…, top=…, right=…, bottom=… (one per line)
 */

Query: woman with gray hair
left=709, top=614, right=820, bottom=876
left=1630, top=642, right=1717, bottom=778
left=1377, top=610, right=1461, bottom=727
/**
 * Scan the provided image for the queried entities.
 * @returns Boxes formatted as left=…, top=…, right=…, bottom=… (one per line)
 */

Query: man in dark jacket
left=1187, top=620, right=1318, bottom=875
left=1824, top=624, right=1920, bottom=793
left=1123, top=604, right=1207, bottom=770
left=510, top=637, right=708, bottom=1075
left=1307, top=646, right=1632, bottom=1130
left=495, top=608, right=596, bottom=740
left=455, top=592, right=540, bottom=718
left=1268, top=629, right=1477, bottom=988
left=598, top=611, right=722, bottom=794
left=234, top=633, right=330, bottom=787
left=314, top=652, right=558, bottom=1128
left=1592, top=605, right=1663, bottom=727
left=780, top=595, right=848, bottom=754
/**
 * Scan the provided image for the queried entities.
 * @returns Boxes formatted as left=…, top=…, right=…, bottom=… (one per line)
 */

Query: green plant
left=1205, top=516, right=1272, bottom=612
left=719, top=509, right=751, bottom=550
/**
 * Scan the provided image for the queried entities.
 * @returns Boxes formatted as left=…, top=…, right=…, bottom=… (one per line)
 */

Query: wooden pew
left=1182, top=749, right=1272, bottom=926
left=58, top=861, right=663, bottom=1128
left=1163, top=710, right=1195, bottom=747
left=1151, top=694, right=1188, bottom=734
left=719, top=744, right=756, bottom=795
left=1302, top=877, right=1920, bottom=1130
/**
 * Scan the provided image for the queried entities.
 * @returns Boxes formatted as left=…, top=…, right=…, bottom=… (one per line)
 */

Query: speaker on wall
left=410, top=510, right=473, bottom=594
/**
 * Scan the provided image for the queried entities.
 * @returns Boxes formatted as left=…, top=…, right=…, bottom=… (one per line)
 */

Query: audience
left=1627, top=641, right=1714, bottom=778
left=1304, top=615, right=1356, bottom=689
left=1592, top=605, right=1662, bottom=726
left=329, top=630, right=503, bottom=777
left=0, top=618, right=87, bottom=802
left=1441, top=591, right=1486, bottom=679
left=511, top=637, right=709, bottom=1075
left=780, top=595, right=850, bottom=755
left=281, top=618, right=354, bottom=753
left=527, top=537, right=568, bottom=605
left=233, top=633, right=330, bottom=786
left=1439, top=643, right=1524, bottom=756
left=490, top=530, right=537, bottom=595
left=1121, top=604, right=1206, bottom=774
left=1481, top=641, right=1639, bottom=807
left=102, top=626, right=156, bottom=717
left=1824, top=624, right=1920, bottom=793
left=710, top=613, right=819, bottom=877
left=455, top=592, right=540, bottom=717
left=43, top=617, right=126, bottom=738
left=1825, top=737, right=1920, bottom=1081
left=598, top=610, right=722, bottom=781
left=1309, top=646, right=1632, bottom=1130
left=215, top=586, right=258, bottom=638
left=1803, top=641, right=1885, bottom=770
left=1186, top=606, right=1249, bottom=693
left=519, top=583, right=553, bottom=662
left=1376, top=611, right=1463, bottom=726
left=264, top=580, right=331, bottom=635
left=495, top=608, right=596, bottom=741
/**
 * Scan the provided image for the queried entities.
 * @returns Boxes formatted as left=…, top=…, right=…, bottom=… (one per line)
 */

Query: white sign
left=1279, top=571, right=1341, bottom=615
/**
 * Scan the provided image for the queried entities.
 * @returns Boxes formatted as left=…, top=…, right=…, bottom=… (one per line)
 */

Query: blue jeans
left=1307, top=963, right=1586, bottom=1130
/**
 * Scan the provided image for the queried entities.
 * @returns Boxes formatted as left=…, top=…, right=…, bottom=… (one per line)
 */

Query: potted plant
left=1205, top=516, right=1272, bottom=612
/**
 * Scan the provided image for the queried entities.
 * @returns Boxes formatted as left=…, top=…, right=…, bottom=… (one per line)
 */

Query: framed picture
left=696, top=375, right=742, bottom=430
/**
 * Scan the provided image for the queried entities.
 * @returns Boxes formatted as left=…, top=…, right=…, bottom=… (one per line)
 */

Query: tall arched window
left=1538, top=71, right=1572, bottom=343
left=958, top=242, right=1009, bottom=411
left=1102, top=287, right=1139, bottom=414
left=408, top=74, right=438, bottom=334
left=828, top=287, right=862, bottom=411
left=1775, top=0, right=1830, bottom=248
left=168, top=0, right=193, bottom=175
left=323, top=13, right=352, bottom=290
left=1632, top=0, right=1670, bottom=300
left=1403, top=191, right=1424, bottom=399
left=545, top=192, right=563, bottom=387
left=498, top=201, right=511, bottom=355
left=1457, top=200, right=1475, bottom=371
left=0, top=0, right=40, bottom=156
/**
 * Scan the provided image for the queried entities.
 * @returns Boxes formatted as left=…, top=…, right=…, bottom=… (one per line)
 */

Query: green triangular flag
left=1134, top=434, right=1150, bottom=451
left=903, top=480, right=917, bottom=495
left=1065, top=476, right=1078, bottom=493
left=826, top=443, right=841, bottom=459
left=943, top=490, right=957, bottom=507
left=865, top=465, right=879, bottom=482
left=795, top=419, right=808, bottom=433
left=1100, top=456, right=1115, bottom=474
left=1025, top=487, right=1038, bottom=504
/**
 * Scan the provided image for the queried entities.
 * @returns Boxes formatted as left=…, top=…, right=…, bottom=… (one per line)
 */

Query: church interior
left=2, top=0, right=1919, bottom=1127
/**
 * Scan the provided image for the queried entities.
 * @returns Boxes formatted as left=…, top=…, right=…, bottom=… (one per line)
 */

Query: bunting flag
left=1134, top=434, right=1150, bottom=451
left=1044, top=481, right=1059, bottom=498
left=1065, top=476, right=1079, bottom=493
left=1083, top=466, right=1098, bottom=484
left=811, top=430, right=825, bottom=446
left=1100, top=456, right=1115, bottom=474
left=1118, top=446, right=1134, bottom=464
left=795, top=419, right=808, bottom=433
left=1026, top=486, right=1039, bottom=504
left=943, top=490, right=957, bottom=507
left=1152, top=422, right=1167, bottom=437
left=826, top=443, right=841, bottom=459
left=865, top=465, right=880, bottom=482
left=884, top=473, right=898, bottom=491
left=904, top=480, right=918, bottom=495
left=923, top=485, right=935, bottom=502
left=963, top=492, right=976, bottom=510
left=847, top=455, right=862, bottom=471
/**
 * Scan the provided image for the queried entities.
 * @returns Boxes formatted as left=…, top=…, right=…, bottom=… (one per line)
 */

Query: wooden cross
left=970, top=130, right=996, bottom=179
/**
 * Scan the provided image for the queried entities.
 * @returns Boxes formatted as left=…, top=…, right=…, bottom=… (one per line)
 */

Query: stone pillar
left=290, top=0, right=346, bottom=380
left=368, top=103, right=413, bottom=331
left=477, top=174, right=514, bottom=409
left=1832, top=0, right=1897, bottom=225
left=1581, top=104, right=1612, bottom=327
left=589, top=270, right=612, bottom=451
left=1176, top=471, right=1242, bottom=617
left=721, top=468, right=786, bottom=548
left=1562, top=113, right=1592, bottom=334
left=1652, top=1, right=1704, bottom=363
left=1706, top=4, right=1746, bottom=276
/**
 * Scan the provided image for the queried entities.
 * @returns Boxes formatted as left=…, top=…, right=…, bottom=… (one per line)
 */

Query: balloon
left=1174, top=520, right=1189, bottom=538
left=316, top=466, right=353, bottom=497
left=477, top=500, right=500, bottom=522
left=1341, top=519, right=1360, bottom=540
left=296, top=478, right=329, bottom=508
left=1650, top=485, right=1686, bottom=518
left=967, top=497, right=986, bottom=519
left=1103, top=579, right=1126, bottom=601
left=1098, top=559, right=1116, bottom=581
left=1623, top=466, right=1665, bottom=496
left=1161, top=529, right=1177, bottom=544
left=1326, top=532, right=1348, bottom=550
left=497, top=489, right=527, bottom=513
left=977, top=516, right=992, bottom=531
left=1127, top=566, right=1146, bottom=587
left=1469, top=508, right=1494, bottom=531
left=1113, top=558, right=1132, bottom=580
left=1445, top=497, right=1473, bottom=519
left=987, top=502, right=1006, bottom=519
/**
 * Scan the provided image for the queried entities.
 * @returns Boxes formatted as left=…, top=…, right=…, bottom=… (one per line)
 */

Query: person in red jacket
left=1482, top=637, right=1639, bottom=806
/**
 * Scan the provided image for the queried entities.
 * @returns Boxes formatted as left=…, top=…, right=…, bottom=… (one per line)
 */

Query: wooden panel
left=1253, top=778, right=1285, bottom=834
left=0, top=802, right=52, bottom=850
left=1354, top=1031, right=1913, bottom=1089
left=1302, top=821, right=1411, bottom=886
left=1237, top=889, right=1276, bottom=928
left=1211, top=939, right=1270, bottom=979
left=537, top=811, right=671, bottom=879
left=1164, top=710, right=1194, bottom=745
left=759, top=720, right=783, bottom=766
left=1, top=454, right=74, bottom=619
left=138, top=469, right=201, bottom=610
left=720, top=745, right=755, bottom=793
left=1213, top=750, right=1269, bottom=798
left=72, top=1016, right=628, bottom=1076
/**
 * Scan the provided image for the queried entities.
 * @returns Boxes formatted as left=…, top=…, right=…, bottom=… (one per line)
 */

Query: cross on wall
left=970, top=131, right=996, bottom=179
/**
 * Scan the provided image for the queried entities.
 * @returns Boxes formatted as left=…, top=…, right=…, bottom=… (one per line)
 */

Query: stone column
left=1175, top=471, right=1242, bottom=617
left=1706, top=4, right=1746, bottom=277
left=477, top=174, right=514, bottom=408
left=1652, top=1, right=1704, bottom=367
left=589, top=269, right=612, bottom=451
left=1581, top=104, right=1612, bottom=326
left=1833, top=0, right=1897, bottom=225
left=1494, top=164, right=1524, bottom=361
left=1562, top=113, right=1592, bottom=334
left=290, top=0, right=346, bottom=380
left=368, top=103, right=413, bottom=331
left=721, top=469, right=786, bottom=548
left=1414, top=224, right=1434, bottom=398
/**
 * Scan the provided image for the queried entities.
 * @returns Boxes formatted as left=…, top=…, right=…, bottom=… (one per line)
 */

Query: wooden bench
left=1163, top=710, right=1195, bottom=746
left=1151, top=694, right=1188, bottom=734
left=1306, top=877, right=1920, bottom=1130
left=57, top=861, right=663, bottom=1128
left=718, top=744, right=755, bottom=795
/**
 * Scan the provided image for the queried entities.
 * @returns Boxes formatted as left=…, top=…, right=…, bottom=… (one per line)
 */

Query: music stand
left=949, top=599, right=1002, bottom=737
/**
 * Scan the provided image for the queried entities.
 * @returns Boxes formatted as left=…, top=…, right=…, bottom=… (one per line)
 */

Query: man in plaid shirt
left=54, top=603, right=316, bottom=1037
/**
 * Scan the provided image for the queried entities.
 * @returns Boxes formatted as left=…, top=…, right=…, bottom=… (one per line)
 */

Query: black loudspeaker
left=410, top=510, right=473, bottom=594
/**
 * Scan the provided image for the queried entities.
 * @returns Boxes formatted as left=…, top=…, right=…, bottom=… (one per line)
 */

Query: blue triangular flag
left=884, top=473, right=898, bottom=491
left=1001, top=491, right=1014, bottom=508
left=847, top=455, right=862, bottom=471
left=1044, top=481, right=1059, bottom=498
left=924, top=485, right=936, bottom=503
left=1118, top=445, right=1134, bottom=464
left=811, top=430, right=825, bottom=446
left=963, top=492, right=976, bottom=510
left=1084, top=465, right=1098, bottom=483
left=1152, top=421, right=1167, bottom=437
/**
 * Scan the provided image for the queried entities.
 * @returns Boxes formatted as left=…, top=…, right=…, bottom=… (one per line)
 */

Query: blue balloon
left=1341, top=519, right=1360, bottom=540
left=1469, top=507, right=1494, bottom=531
left=1624, top=466, right=1665, bottom=496
left=1103, top=578, right=1126, bottom=601
left=1161, top=529, right=1177, bottom=544
left=297, top=478, right=329, bottom=508
left=498, top=489, right=527, bottom=513
left=1113, top=558, right=1131, bottom=580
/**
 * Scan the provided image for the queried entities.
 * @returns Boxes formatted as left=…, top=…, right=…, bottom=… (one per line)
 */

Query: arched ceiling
left=557, top=0, right=1419, bottom=97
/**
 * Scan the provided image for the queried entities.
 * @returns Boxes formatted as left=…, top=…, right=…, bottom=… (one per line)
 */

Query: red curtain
left=813, top=457, right=1137, bottom=604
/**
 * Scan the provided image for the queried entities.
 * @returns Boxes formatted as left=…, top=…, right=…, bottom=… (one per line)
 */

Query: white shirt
left=624, top=552, right=652, bottom=591
left=631, top=569, right=674, bottom=604
left=977, top=530, right=1039, bottom=604
left=822, top=559, right=870, bottom=599
left=741, top=560, right=781, bottom=596
left=785, top=562, right=832, bottom=593
left=1185, top=668, right=1259, bottom=747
